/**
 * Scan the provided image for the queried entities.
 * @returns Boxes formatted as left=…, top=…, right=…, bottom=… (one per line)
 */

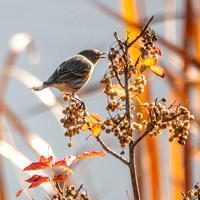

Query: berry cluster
left=147, top=99, right=194, bottom=145
left=52, top=185, right=89, bottom=200
left=140, top=28, right=159, bottom=59
left=182, top=182, right=200, bottom=200
left=60, top=95, right=88, bottom=147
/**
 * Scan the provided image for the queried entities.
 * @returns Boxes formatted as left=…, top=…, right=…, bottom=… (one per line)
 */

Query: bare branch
left=96, top=135, right=129, bottom=165
left=128, top=15, right=154, bottom=48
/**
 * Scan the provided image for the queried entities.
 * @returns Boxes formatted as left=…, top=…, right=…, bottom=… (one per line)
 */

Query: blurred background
left=0, top=0, right=199, bottom=199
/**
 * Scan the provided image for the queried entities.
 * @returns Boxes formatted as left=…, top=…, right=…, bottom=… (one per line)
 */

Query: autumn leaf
left=16, top=189, right=23, bottom=197
left=52, top=160, right=68, bottom=168
left=23, top=162, right=50, bottom=171
left=91, top=123, right=103, bottom=137
left=52, top=175, right=69, bottom=182
left=81, top=123, right=90, bottom=131
left=149, top=65, right=165, bottom=78
left=76, top=151, right=106, bottom=161
left=90, top=113, right=101, bottom=122
left=143, top=57, right=157, bottom=67
left=39, top=155, right=53, bottom=164
left=28, top=176, right=50, bottom=188
left=25, top=175, right=41, bottom=183
left=156, top=47, right=162, bottom=56
left=87, top=114, right=96, bottom=125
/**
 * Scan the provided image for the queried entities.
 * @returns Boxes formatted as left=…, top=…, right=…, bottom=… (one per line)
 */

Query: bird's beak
left=100, top=52, right=106, bottom=58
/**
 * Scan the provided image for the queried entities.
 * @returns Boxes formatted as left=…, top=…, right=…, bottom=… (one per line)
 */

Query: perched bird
left=32, top=49, right=105, bottom=97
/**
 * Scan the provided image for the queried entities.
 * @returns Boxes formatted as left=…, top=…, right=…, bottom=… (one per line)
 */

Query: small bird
left=32, top=49, right=105, bottom=97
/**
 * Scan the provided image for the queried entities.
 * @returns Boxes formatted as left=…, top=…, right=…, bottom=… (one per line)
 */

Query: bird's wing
left=46, top=55, right=93, bottom=84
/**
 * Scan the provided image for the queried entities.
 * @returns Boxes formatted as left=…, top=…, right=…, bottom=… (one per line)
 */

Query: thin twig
left=113, top=68, right=124, bottom=88
left=128, top=15, right=154, bottom=48
left=96, top=135, right=129, bottom=165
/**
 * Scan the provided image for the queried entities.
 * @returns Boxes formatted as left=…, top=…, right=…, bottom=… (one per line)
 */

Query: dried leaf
left=52, top=175, right=69, bottom=182
left=91, top=123, right=103, bottom=137
left=23, top=162, right=50, bottom=171
left=16, top=189, right=23, bottom=197
left=149, top=65, right=165, bottom=78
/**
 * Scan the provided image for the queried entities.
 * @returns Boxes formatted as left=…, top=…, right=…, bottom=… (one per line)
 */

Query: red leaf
left=16, top=189, right=23, bottom=197
left=76, top=151, right=106, bottom=161
left=28, top=176, right=50, bottom=188
left=39, top=155, right=53, bottom=164
left=90, top=113, right=101, bottom=122
left=25, top=175, right=40, bottom=183
left=149, top=65, right=165, bottom=78
left=23, top=162, right=50, bottom=171
left=52, top=160, right=68, bottom=168
left=52, top=175, right=69, bottom=182
left=91, top=123, right=103, bottom=137
left=156, top=47, right=162, bottom=56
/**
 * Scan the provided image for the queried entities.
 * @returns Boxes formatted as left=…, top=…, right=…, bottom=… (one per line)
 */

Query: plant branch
left=128, top=142, right=140, bottom=200
left=128, top=15, right=154, bottom=48
left=113, top=68, right=124, bottom=89
left=96, top=135, right=129, bottom=165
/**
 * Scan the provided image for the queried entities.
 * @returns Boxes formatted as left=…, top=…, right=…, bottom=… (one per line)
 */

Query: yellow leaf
left=90, top=113, right=101, bottom=122
left=149, top=65, right=165, bottom=78
left=143, top=57, right=157, bottom=67
left=81, top=123, right=89, bottom=131
left=91, top=123, right=103, bottom=137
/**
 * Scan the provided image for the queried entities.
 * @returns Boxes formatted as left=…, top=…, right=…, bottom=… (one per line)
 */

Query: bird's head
left=78, top=49, right=106, bottom=65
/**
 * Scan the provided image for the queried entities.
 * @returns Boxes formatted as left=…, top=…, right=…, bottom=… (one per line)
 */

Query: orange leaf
left=52, top=175, right=69, bottom=182
left=28, top=176, right=50, bottom=188
left=39, top=155, right=53, bottom=164
left=16, top=189, right=23, bottom=197
left=81, top=123, right=89, bottom=131
left=91, top=123, right=103, bottom=137
left=143, top=57, right=157, bottom=67
left=23, top=162, right=50, bottom=171
left=76, top=151, right=106, bottom=161
left=52, top=160, right=68, bottom=168
left=149, top=65, right=165, bottom=78
left=90, top=113, right=101, bottom=122
left=112, top=84, right=125, bottom=97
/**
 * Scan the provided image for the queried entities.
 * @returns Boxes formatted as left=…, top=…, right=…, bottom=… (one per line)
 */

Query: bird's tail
left=31, top=83, right=48, bottom=91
